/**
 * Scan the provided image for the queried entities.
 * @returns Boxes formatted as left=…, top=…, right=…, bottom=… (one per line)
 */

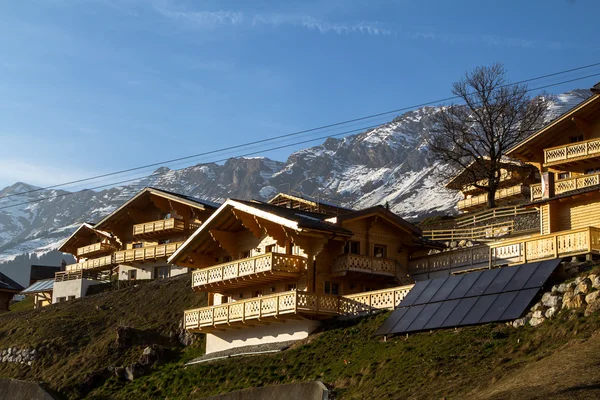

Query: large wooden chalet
left=169, top=195, right=427, bottom=354
left=54, top=187, right=218, bottom=303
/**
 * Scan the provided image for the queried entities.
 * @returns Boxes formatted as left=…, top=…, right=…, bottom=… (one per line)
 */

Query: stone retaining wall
left=0, top=347, right=37, bottom=366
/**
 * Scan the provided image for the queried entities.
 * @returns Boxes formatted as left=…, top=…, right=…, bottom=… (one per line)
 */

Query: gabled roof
left=58, top=223, right=114, bottom=253
left=327, top=205, right=422, bottom=236
left=445, top=157, right=534, bottom=190
left=94, top=187, right=220, bottom=230
left=506, top=94, right=600, bottom=159
left=0, top=272, right=24, bottom=293
left=22, top=279, right=54, bottom=294
left=267, top=193, right=354, bottom=215
left=169, top=199, right=353, bottom=264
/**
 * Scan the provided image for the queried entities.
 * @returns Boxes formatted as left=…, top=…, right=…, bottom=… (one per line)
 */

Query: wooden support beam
left=232, top=209, right=265, bottom=238
left=209, top=229, right=239, bottom=257
left=254, top=219, right=289, bottom=247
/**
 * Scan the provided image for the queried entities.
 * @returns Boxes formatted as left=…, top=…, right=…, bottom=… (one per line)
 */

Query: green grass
left=2, top=270, right=600, bottom=399
left=8, top=296, right=34, bottom=313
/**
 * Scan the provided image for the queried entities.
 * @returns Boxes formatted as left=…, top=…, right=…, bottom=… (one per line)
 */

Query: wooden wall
left=552, top=196, right=600, bottom=232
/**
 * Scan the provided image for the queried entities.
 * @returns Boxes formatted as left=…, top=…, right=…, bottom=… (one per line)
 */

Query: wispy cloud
left=252, top=14, right=393, bottom=36
left=154, top=7, right=244, bottom=28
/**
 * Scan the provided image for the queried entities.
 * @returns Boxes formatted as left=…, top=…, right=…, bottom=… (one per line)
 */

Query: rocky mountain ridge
left=0, top=89, right=591, bottom=262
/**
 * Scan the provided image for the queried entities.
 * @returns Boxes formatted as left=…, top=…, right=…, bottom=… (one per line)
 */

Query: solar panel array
left=375, top=259, right=561, bottom=336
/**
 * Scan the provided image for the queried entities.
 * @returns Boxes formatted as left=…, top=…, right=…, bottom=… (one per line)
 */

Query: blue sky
left=0, top=0, right=599, bottom=190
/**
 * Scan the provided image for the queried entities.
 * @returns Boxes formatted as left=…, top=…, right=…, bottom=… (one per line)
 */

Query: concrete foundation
left=52, top=278, right=103, bottom=303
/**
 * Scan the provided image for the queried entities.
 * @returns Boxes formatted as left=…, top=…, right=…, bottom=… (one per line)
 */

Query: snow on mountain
left=0, top=89, right=592, bottom=261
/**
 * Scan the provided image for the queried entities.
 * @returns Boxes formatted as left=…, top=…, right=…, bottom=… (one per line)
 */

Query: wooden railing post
left=554, top=234, right=559, bottom=258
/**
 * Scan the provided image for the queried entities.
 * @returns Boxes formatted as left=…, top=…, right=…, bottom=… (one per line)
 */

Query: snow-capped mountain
left=0, top=89, right=591, bottom=262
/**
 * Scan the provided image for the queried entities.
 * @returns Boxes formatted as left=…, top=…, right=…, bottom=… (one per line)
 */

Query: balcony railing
left=133, top=218, right=185, bottom=237
left=530, top=183, right=543, bottom=200
left=544, top=138, right=600, bottom=166
left=191, top=253, right=306, bottom=290
left=114, top=242, right=183, bottom=264
left=423, top=221, right=514, bottom=242
left=457, top=184, right=530, bottom=211
left=490, top=226, right=600, bottom=265
left=408, top=246, right=490, bottom=275
left=65, top=254, right=114, bottom=272
left=530, top=172, right=600, bottom=201
left=76, top=242, right=114, bottom=257
left=342, top=285, right=414, bottom=314
left=184, top=290, right=347, bottom=331
left=332, top=254, right=397, bottom=277
left=55, top=270, right=106, bottom=282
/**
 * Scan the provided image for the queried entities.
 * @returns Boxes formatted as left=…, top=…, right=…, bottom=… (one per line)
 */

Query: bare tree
left=429, top=63, right=550, bottom=208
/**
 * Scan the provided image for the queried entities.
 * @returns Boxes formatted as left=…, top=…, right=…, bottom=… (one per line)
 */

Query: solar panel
left=376, top=259, right=560, bottom=336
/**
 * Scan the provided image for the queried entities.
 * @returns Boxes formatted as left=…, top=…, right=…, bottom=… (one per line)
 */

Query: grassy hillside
left=1, top=271, right=600, bottom=399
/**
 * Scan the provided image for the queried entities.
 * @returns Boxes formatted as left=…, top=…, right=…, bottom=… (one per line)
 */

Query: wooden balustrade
left=114, top=242, right=183, bottom=264
left=65, top=254, right=114, bottom=272
left=342, top=285, right=414, bottom=314
left=55, top=270, right=105, bottom=282
left=457, top=184, right=529, bottom=211
left=423, top=221, right=514, bottom=242
left=544, top=138, right=600, bottom=166
left=132, top=218, right=185, bottom=237
left=408, top=246, right=490, bottom=275
left=331, top=254, right=397, bottom=277
left=191, top=253, right=306, bottom=290
left=76, top=242, right=113, bottom=257
left=490, top=226, right=600, bottom=265
left=530, top=183, right=542, bottom=200
left=531, top=173, right=600, bottom=201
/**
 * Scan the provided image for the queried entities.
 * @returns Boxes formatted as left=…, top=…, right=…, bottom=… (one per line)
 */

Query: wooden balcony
left=331, top=254, right=397, bottom=277
left=544, top=138, right=600, bottom=166
left=458, top=184, right=530, bottom=211
left=341, top=285, right=414, bottom=314
left=114, top=242, right=183, bottom=264
left=408, top=246, right=490, bottom=276
left=76, top=242, right=114, bottom=257
left=65, top=255, right=114, bottom=272
left=132, top=218, right=185, bottom=238
left=490, top=226, right=600, bottom=265
left=531, top=172, right=600, bottom=201
left=423, top=221, right=514, bottom=242
left=191, top=253, right=306, bottom=291
left=184, top=290, right=348, bottom=332
left=55, top=270, right=105, bottom=282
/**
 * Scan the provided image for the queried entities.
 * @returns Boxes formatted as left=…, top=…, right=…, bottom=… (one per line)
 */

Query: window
left=585, top=167, right=600, bottom=175
left=557, top=172, right=570, bottom=180
left=162, top=212, right=172, bottom=220
left=570, top=135, right=584, bottom=143
left=286, top=283, right=297, bottom=291
left=223, top=255, right=232, bottom=263
left=344, top=241, right=360, bottom=255
left=253, top=290, right=263, bottom=297
left=373, top=244, right=387, bottom=258
left=56, top=297, right=66, bottom=303
left=240, top=250, right=251, bottom=259
left=68, top=296, right=76, bottom=301
left=324, top=282, right=340, bottom=295
left=158, top=239, right=170, bottom=245
left=265, top=245, right=275, bottom=253
left=154, top=266, right=170, bottom=279
left=132, top=243, right=143, bottom=249
left=128, top=269, right=137, bottom=280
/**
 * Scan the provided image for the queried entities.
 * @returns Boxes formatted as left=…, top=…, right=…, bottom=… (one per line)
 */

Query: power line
left=3, top=70, right=600, bottom=211
left=3, top=61, right=600, bottom=200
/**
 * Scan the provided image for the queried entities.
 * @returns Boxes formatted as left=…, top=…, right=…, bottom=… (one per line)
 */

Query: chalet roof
left=94, top=187, right=219, bottom=230
left=267, top=193, right=354, bottom=215
left=168, top=199, right=353, bottom=264
left=506, top=94, right=600, bottom=159
left=328, top=205, right=422, bottom=236
left=445, top=157, right=533, bottom=190
left=22, top=279, right=54, bottom=294
left=58, top=223, right=113, bottom=253
left=0, top=272, right=24, bottom=292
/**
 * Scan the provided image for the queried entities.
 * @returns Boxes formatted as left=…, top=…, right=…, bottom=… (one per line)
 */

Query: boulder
left=575, top=279, right=592, bottom=296
left=585, top=291, right=600, bottom=304
left=542, top=293, right=562, bottom=308
left=557, top=282, right=575, bottom=293
left=585, top=298, right=600, bottom=317
left=545, top=306, right=558, bottom=319
left=590, top=274, right=600, bottom=290
left=114, top=367, right=126, bottom=380
left=564, top=293, right=586, bottom=310
left=531, top=302, right=545, bottom=312
left=529, top=316, right=545, bottom=326
left=125, top=363, right=146, bottom=382
left=512, top=318, right=527, bottom=328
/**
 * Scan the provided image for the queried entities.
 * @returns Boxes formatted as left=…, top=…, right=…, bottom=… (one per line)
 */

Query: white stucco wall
left=205, top=319, right=321, bottom=354
left=52, top=279, right=103, bottom=302
left=117, top=262, right=189, bottom=281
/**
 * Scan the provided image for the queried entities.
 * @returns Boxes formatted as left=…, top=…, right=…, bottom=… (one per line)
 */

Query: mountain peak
left=0, top=182, right=41, bottom=197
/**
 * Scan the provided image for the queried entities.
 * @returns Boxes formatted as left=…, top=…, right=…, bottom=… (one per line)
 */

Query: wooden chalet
left=170, top=198, right=427, bottom=354
left=267, top=193, right=354, bottom=216
left=54, top=187, right=219, bottom=302
left=446, top=157, right=539, bottom=213
left=0, top=273, right=23, bottom=312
